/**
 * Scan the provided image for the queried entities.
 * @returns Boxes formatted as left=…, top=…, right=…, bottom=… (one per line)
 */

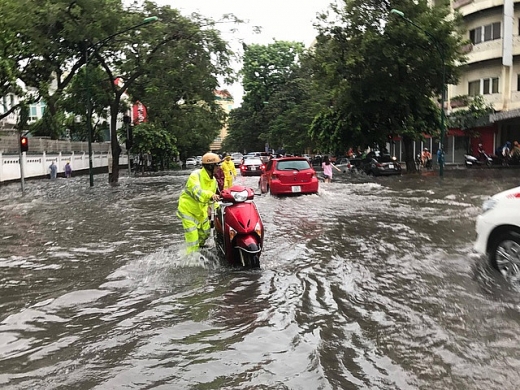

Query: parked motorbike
left=464, top=153, right=492, bottom=168
left=211, top=185, right=264, bottom=268
left=415, top=154, right=432, bottom=170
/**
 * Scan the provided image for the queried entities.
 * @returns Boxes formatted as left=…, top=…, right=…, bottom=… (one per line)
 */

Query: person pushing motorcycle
left=177, top=152, right=221, bottom=254
left=221, top=154, right=237, bottom=189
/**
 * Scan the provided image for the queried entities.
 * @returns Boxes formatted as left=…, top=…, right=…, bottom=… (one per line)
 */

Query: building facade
left=209, top=89, right=234, bottom=152
left=441, top=0, right=520, bottom=157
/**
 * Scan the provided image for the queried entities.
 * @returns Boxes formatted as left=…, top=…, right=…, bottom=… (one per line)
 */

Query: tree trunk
left=402, top=135, right=417, bottom=173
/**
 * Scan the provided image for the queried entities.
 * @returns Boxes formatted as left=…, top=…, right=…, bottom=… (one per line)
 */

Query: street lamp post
left=84, top=16, right=158, bottom=187
left=390, top=9, right=446, bottom=177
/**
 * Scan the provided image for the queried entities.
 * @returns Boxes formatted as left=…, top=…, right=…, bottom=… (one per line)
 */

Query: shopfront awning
left=489, top=109, right=520, bottom=123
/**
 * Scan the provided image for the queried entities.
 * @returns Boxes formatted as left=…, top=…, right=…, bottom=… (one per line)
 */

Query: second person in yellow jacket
left=221, top=154, right=237, bottom=189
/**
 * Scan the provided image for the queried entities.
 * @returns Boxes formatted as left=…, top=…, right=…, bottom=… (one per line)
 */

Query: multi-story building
left=0, top=93, right=47, bottom=134
left=441, top=0, right=520, bottom=157
left=209, top=89, right=234, bottom=152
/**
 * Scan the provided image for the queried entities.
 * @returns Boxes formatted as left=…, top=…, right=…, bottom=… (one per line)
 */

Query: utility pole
left=124, top=114, right=132, bottom=176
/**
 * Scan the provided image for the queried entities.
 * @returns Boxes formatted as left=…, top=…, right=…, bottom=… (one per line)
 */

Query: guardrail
left=0, top=135, right=112, bottom=154
left=0, top=152, right=128, bottom=183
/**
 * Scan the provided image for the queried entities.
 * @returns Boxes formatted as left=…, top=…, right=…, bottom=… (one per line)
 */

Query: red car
left=259, top=157, right=319, bottom=195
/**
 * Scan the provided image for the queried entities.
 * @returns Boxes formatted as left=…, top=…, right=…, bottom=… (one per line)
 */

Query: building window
left=469, top=77, right=499, bottom=96
left=492, top=77, right=499, bottom=94
left=517, top=74, right=520, bottom=91
left=29, top=105, right=38, bottom=121
left=483, top=77, right=499, bottom=94
left=469, top=27, right=482, bottom=44
left=468, top=80, right=480, bottom=96
left=470, top=22, right=500, bottom=44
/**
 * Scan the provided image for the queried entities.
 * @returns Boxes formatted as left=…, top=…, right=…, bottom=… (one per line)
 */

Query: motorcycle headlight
left=482, top=198, right=497, bottom=213
left=229, top=226, right=237, bottom=241
left=254, top=222, right=262, bottom=238
left=232, top=190, right=249, bottom=202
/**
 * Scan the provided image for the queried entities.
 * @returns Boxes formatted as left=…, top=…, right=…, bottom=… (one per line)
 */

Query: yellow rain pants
left=176, top=168, right=217, bottom=253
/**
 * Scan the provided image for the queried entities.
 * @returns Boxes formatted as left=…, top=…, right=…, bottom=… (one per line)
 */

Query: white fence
left=0, top=152, right=128, bottom=183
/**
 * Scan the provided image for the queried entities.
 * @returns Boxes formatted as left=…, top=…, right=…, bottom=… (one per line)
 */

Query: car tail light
left=376, top=163, right=383, bottom=167
left=240, top=165, right=246, bottom=171
left=260, top=164, right=265, bottom=170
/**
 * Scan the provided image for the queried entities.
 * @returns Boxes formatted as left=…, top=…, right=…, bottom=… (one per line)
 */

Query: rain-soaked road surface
left=1, top=168, right=520, bottom=389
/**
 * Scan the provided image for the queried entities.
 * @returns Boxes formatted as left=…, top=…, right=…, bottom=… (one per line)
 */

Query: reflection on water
left=1, top=169, right=520, bottom=389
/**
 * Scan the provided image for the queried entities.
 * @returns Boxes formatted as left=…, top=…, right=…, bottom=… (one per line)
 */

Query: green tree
left=262, top=61, right=324, bottom=154
left=448, top=95, right=494, bottom=132
left=129, top=15, right=233, bottom=162
left=310, top=0, right=466, bottom=171
left=92, top=1, right=234, bottom=183
left=59, top=65, right=123, bottom=142
left=225, top=41, right=305, bottom=152
left=131, top=122, right=177, bottom=172
left=0, top=0, right=126, bottom=135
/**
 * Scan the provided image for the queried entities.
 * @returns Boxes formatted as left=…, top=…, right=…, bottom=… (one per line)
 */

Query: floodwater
left=1, top=168, right=520, bottom=390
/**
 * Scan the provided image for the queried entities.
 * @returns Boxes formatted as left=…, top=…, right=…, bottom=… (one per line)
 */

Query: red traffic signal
left=20, top=136, right=28, bottom=152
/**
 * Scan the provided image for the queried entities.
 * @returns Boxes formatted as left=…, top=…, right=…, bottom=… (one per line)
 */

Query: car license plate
left=292, top=186, right=301, bottom=193
left=388, top=164, right=394, bottom=169
left=251, top=167, right=256, bottom=171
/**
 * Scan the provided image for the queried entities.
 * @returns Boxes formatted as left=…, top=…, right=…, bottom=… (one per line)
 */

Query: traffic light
left=20, top=136, right=28, bottom=152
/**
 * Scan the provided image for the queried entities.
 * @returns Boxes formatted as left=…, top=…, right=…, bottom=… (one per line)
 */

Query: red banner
left=132, top=101, right=147, bottom=124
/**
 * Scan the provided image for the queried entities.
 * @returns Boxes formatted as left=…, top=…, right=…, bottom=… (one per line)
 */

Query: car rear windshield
left=245, top=159, right=262, bottom=165
left=277, top=160, right=311, bottom=170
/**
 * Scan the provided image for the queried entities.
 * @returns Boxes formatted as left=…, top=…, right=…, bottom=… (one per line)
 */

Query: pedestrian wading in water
left=321, top=156, right=341, bottom=183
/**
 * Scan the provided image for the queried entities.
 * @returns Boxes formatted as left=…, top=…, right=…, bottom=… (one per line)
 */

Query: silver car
left=185, top=158, right=197, bottom=168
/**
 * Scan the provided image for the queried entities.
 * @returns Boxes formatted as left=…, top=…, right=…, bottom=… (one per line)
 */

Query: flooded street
left=1, top=168, right=520, bottom=389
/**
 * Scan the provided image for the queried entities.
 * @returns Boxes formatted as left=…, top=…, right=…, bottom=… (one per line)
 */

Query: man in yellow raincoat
left=221, top=154, right=237, bottom=189
left=177, top=152, right=221, bottom=254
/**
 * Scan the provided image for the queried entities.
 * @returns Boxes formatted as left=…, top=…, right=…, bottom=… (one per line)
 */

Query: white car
left=185, top=158, right=197, bottom=168
left=231, top=153, right=243, bottom=167
left=474, top=186, right=520, bottom=280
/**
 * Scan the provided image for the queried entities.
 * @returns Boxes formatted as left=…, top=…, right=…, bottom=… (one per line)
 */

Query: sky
left=155, top=0, right=337, bottom=106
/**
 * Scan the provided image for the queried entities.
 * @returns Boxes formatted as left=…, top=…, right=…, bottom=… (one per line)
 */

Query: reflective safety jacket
left=221, top=159, right=237, bottom=179
left=178, top=168, right=217, bottom=218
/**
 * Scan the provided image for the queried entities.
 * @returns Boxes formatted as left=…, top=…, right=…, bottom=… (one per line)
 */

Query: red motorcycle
left=211, top=185, right=264, bottom=268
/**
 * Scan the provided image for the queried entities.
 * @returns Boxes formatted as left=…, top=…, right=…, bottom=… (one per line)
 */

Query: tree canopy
left=223, top=40, right=329, bottom=154
left=308, top=0, right=466, bottom=169
left=0, top=0, right=237, bottom=182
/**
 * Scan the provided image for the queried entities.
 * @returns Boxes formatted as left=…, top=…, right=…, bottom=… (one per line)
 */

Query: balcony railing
left=453, top=0, right=473, bottom=10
